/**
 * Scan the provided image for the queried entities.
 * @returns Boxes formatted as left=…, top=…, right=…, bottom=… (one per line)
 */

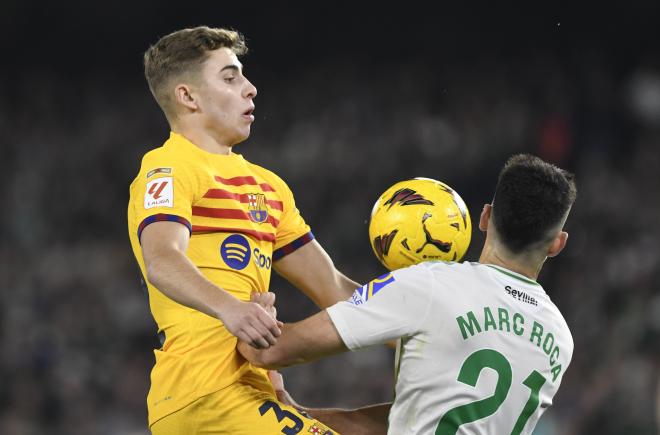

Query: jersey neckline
left=483, top=264, right=541, bottom=286
left=167, top=131, right=244, bottom=161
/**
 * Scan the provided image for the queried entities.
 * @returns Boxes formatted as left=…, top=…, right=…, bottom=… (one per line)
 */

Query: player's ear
left=478, top=204, right=492, bottom=232
left=174, top=83, right=199, bottom=111
left=547, top=231, right=568, bottom=258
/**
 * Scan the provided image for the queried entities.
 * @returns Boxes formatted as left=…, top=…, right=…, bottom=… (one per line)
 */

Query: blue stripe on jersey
left=273, top=232, right=315, bottom=261
left=138, top=213, right=192, bottom=242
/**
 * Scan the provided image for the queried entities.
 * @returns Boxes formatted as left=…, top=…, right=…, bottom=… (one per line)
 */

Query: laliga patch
left=144, top=177, right=173, bottom=209
left=349, top=273, right=395, bottom=305
left=147, top=167, right=172, bottom=178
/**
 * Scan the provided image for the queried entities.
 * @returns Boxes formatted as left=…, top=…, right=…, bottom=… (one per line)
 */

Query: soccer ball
left=369, top=178, right=472, bottom=271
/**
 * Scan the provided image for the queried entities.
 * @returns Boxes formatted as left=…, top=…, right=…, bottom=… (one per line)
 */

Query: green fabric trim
left=486, top=265, right=540, bottom=286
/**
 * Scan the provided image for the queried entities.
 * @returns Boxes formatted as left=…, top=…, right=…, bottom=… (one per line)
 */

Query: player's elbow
left=253, top=350, right=288, bottom=369
left=143, top=249, right=178, bottom=289
left=142, top=241, right=185, bottom=287
left=145, top=260, right=164, bottom=289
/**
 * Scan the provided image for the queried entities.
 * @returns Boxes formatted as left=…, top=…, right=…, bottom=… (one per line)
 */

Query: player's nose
left=244, top=78, right=257, bottom=99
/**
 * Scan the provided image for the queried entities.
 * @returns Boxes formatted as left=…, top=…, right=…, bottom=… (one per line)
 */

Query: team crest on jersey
left=144, top=177, right=173, bottom=209
left=308, top=425, right=334, bottom=434
left=247, top=193, right=268, bottom=223
left=349, top=273, right=396, bottom=305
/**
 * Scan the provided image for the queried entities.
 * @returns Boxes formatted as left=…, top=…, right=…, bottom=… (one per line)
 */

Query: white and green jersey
left=326, top=261, right=573, bottom=435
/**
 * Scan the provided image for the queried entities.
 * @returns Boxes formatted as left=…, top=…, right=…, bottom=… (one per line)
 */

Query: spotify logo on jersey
left=220, top=234, right=251, bottom=270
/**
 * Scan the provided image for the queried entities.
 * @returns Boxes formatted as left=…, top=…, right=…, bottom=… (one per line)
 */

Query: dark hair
left=491, top=154, right=577, bottom=253
left=144, top=26, right=247, bottom=116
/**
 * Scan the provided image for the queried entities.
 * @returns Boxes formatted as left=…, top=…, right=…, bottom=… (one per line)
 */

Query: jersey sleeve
left=326, top=264, right=435, bottom=350
left=130, top=150, right=199, bottom=241
left=271, top=175, right=313, bottom=260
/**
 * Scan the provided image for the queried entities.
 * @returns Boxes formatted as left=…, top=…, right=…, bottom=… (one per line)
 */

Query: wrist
left=212, top=290, right=240, bottom=321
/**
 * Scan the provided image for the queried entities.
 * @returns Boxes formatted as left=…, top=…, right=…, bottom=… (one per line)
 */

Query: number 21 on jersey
left=436, top=349, right=546, bottom=435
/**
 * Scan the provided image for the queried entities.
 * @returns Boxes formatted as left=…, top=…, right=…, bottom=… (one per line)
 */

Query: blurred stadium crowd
left=1, top=13, right=660, bottom=435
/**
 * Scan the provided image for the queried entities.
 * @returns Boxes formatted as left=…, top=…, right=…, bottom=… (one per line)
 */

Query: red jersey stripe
left=214, top=175, right=276, bottom=192
left=192, top=206, right=280, bottom=227
left=191, top=225, right=275, bottom=242
left=265, top=200, right=284, bottom=211
left=202, top=189, right=284, bottom=211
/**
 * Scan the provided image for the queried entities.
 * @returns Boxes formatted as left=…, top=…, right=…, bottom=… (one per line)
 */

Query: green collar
left=485, top=264, right=541, bottom=286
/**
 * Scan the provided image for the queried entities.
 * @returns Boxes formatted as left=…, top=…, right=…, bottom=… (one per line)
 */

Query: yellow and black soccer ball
left=369, top=178, right=472, bottom=271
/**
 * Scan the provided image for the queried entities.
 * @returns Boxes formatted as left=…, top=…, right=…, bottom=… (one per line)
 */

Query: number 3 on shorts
left=259, top=400, right=304, bottom=435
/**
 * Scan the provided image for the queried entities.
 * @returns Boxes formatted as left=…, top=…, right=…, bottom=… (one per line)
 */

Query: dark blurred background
left=1, top=1, right=659, bottom=434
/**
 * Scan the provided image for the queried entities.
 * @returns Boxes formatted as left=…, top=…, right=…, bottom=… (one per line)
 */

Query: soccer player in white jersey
left=239, top=154, right=577, bottom=435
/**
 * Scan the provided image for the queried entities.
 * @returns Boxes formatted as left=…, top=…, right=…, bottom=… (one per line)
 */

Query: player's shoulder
left=546, top=299, right=573, bottom=345
left=138, top=142, right=203, bottom=178
left=390, top=261, right=447, bottom=286
left=141, top=142, right=189, bottom=164
left=130, top=143, right=198, bottom=191
left=393, top=261, right=482, bottom=296
left=414, top=260, right=479, bottom=275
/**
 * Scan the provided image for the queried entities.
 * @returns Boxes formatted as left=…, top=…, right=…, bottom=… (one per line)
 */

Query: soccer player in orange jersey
left=127, top=26, right=356, bottom=434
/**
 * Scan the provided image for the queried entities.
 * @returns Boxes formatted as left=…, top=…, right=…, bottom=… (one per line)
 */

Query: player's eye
left=224, top=76, right=235, bottom=83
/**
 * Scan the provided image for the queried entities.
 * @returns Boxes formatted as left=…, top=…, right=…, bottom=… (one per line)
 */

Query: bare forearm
left=239, top=322, right=334, bottom=368
left=281, top=267, right=358, bottom=308
left=334, top=272, right=361, bottom=304
left=274, top=240, right=360, bottom=308
left=313, top=272, right=360, bottom=308
left=308, top=403, right=391, bottom=435
left=238, top=310, right=348, bottom=368
left=146, top=249, right=233, bottom=318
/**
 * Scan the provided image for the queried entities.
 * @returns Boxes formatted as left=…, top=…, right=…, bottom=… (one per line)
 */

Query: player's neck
left=172, top=124, right=233, bottom=155
left=479, top=242, right=541, bottom=281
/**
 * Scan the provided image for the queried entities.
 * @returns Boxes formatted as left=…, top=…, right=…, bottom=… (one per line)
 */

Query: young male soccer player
left=240, top=154, right=578, bottom=435
left=127, top=26, right=357, bottom=434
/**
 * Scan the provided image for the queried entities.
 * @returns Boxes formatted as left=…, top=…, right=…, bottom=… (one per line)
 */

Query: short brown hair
left=144, top=26, right=248, bottom=117
left=491, top=154, right=577, bottom=253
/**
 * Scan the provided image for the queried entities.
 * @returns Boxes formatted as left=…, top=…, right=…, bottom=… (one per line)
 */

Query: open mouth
left=241, top=107, right=255, bottom=123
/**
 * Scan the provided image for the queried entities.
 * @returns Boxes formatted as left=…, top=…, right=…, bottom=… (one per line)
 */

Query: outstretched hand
left=219, top=295, right=282, bottom=349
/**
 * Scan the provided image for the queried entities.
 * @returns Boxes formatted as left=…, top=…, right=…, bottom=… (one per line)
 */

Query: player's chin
left=230, top=127, right=251, bottom=145
left=241, top=114, right=255, bottom=127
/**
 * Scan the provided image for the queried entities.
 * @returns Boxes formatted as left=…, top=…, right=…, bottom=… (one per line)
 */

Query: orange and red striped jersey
left=127, top=132, right=313, bottom=426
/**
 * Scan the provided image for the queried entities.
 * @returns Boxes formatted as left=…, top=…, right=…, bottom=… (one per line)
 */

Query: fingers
left=253, top=303, right=281, bottom=334
left=268, top=305, right=278, bottom=321
left=249, top=292, right=280, bottom=326
left=226, top=298, right=282, bottom=349
left=241, top=323, right=272, bottom=349
left=250, top=304, right=281, bottom=346
left=249, top=334, right=270, bottom=349
left=262, top=292, right=276, bottom=307
left=250, top=291, right=276, bottom=308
